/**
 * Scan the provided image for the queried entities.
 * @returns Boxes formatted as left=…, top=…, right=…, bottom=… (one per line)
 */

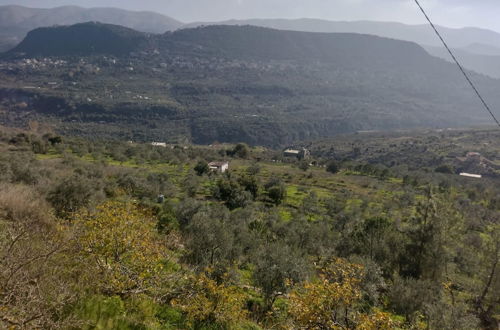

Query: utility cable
left=413, top=0, right=500, bottom=127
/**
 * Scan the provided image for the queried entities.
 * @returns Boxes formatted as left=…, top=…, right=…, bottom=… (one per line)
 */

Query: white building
left=151, top=142, right=167, bottom=147
left=209, top=161, right=229, bottom=173
left=283, top=148, right=310, bottom=160
left=459, top=173, right=482, bottom=179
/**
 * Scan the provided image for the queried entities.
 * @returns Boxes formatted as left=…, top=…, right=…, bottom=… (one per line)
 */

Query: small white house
left=283, top=148, right=310, bottom=160
left=151, top=142, right=167, bottom=147
left=460, top=173, right=482, bottom=179
left=209, top=161, right=229, bottom=173
left=283, top=149, right=300, bottom=157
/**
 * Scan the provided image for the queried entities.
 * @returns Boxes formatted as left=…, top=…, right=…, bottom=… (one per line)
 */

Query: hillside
left=461, top=43, right=500, bottom=56
left=187, top=19, right=500, bottom=78
left=187, top=18, right=500, bottom=50
left=424, top=45, right=500, bottom=79
left=3, top=6, right=500, bottom=78
left=164, top=25, right=430, bottom=65
left=7, top=22, right=149, bottom=57
left=0, top=5, right=182, bottom=52
left=9, top=23, right=430, bottom=61
left=1, top=24, right=500, bottom=146
left=0, top=125, right=499, bottom=329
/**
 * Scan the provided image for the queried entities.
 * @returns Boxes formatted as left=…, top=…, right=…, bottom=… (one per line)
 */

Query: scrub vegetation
left=0, top=125, right=499, bottom=329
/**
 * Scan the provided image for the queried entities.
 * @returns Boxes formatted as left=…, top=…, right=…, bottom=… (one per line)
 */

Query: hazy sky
left=2, top=0, right=500, bottom=32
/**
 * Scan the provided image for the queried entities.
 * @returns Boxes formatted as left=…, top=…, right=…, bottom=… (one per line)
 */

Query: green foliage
left=435, top=164, right=455, bottom=174
left=326, top=160, right=340, bottom=174
left=183, top=173, right=201, bottom=197
left=183, top=205, right=235, bottom=268
left=265, top=177, right=287, bottom=205
left=156, top=204, right=179, bottom=234
left=232, top=143, right=251, bottom=159
left=156, top=306, right=184, bottom=329
left=253, top=242, right=310, bottom=310
left=212, top=177, right=252, bottom=210
left=238, top=174, right=260, bottom=199
left=75, top=295, right=129, bottom=329
left=75, top=295, right=171, bottom=329
left=194, top=160, right=210, bottom=176
left=246, top=163, right=261, bottom=176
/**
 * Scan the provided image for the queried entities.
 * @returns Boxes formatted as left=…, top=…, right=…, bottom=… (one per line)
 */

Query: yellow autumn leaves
left=289, top=258, right=397, bottom=329
left=172, top=271, right=248, bottom=328
left=73, top=201, right=168, bottom=296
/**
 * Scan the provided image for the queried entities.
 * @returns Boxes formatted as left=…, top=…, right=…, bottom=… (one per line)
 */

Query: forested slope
left=1, top=24, right=500, bottom=146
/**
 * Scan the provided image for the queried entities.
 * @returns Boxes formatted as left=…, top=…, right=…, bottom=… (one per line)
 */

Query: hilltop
left=0, top=5, right=182, bottom=51
left=8, top=22, right=149, bottom=57
left=188, top=19, right=500, bottom=49
left=8, top=23, right=431, bottom=62
left=164, top=25, right=429, bottom=64
left=187, top=18, right=500, bottom=78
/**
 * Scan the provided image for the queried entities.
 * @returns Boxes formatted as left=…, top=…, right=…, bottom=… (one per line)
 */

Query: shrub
left=326, top=160, right=340, bottom=174
left=213, top=178, right=252, bottom=210
left=194, top=160, right=209, bottom=176
left=232, top=143, right=250, bottom=159
left=48, top=175, right=94, bottom=218
left=0, top=185, right=77, bottom=329
left=434, top=164, right=454, bottom=174
left=265, top=178, right=287, bottom=205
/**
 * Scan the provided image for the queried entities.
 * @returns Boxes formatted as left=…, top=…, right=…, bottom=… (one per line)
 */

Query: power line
left=413, top=0, right=500, bottom=128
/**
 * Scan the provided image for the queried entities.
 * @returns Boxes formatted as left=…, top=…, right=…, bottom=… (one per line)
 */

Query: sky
left=1, top=0, right=500, bottom=32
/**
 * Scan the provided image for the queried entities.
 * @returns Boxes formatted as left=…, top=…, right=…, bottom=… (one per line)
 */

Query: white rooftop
left=460, top=173, right=482, bottom=179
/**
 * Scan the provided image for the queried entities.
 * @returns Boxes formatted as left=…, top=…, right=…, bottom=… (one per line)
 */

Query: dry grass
left=0, top=184, right=53, bottom=227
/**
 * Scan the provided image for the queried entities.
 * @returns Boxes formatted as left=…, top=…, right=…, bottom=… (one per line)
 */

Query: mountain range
left=187, top=18, right=500, bottom=79
left=187, top=18, right=500, bottom=50
left=2, top=6, right=500, bottom=78
left=1, top=22, right=500, bottom=146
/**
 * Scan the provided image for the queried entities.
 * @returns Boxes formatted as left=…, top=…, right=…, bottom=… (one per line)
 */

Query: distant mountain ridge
left=0, top=5, right=182, bottom=51
left=3, top=6, right=500, bottom=77
left=424, top=45, right=500, bottom=79
left=5, top=22, right=431, bottom=64
left=186, top=18, right=500, bottom=49
left=186, top=18, right=500, bottom=78
left=4, top=6, right=500, bottom=54
left=9, top=17, right=500, bottom=78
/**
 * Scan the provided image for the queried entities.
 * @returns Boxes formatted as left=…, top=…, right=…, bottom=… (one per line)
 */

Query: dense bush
left=48, top=174, right=96, bottom=218
left=326, top=160, right=340, bottom=174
